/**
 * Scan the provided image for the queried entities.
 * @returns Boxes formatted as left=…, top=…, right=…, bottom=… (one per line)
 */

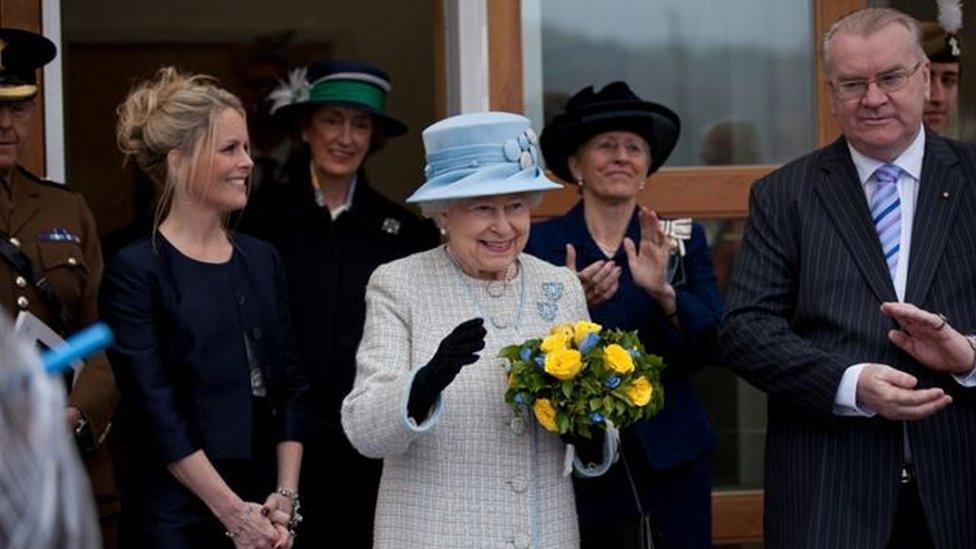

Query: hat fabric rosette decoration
left=500, top=321, right=666, bottom=438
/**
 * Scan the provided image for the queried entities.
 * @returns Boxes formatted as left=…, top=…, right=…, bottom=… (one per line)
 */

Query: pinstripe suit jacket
left=719, top=132, right=976, bottom=549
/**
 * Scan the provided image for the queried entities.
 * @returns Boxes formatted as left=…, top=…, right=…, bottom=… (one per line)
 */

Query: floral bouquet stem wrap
left=500, top=321, right=666, bottom=438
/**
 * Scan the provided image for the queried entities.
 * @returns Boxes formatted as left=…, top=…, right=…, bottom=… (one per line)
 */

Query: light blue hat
left=406, top=112, right=563, bottom=203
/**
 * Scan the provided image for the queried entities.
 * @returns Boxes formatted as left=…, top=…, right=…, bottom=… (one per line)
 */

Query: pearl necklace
left=444, top=246, right=525, bottom=331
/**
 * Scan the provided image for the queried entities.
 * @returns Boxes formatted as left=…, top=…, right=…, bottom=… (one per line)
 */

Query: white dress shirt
left=834, top=126, right=976, bottom=417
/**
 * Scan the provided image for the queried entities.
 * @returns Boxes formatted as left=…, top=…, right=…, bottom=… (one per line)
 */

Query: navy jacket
left=100, top=233, right=308, bottom=525
left=526, top=202, right=720, bottom=470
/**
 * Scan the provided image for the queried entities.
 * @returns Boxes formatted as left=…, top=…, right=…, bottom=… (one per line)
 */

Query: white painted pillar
left=443, top=0, right=489, bottom=115
left=41, top=0, right=65, bottom=183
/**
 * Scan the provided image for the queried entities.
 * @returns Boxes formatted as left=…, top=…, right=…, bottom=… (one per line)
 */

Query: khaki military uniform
left=0, top=165, right=120, bottom=522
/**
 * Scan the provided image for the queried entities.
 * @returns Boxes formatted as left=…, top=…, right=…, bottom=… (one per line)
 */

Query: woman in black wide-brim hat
left=237, top=59, right=438, bottom=548
left=526, top=82, right=722, bottom=549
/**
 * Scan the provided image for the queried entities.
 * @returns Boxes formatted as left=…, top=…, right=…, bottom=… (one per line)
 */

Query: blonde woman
left=101, top=68, right=308, bottom=548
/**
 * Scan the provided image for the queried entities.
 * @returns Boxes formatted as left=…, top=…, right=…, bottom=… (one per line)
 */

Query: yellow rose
left=533, top=398, right=558, bottom=432
left=549, top=324, right=574, bottom=340
left=544, top=348, right=583, bottom=380
left=603, top=344, right=635, bottom=374
left=624, top=376, right=653, bottom=407
left=540, top=333, right=570, bottom=353
left=573, top=320, right=602, bottom=346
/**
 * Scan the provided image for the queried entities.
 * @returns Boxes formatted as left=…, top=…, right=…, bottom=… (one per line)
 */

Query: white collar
left=330, top=176, right=358, bottom=220
left=847, top=124, right=925, bottom=185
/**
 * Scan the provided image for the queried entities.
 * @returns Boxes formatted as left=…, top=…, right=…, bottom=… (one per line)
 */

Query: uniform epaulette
left=16, top=165, right=74, bottom=192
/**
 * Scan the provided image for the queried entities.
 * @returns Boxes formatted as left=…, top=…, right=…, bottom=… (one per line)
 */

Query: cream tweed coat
left=342, top=247, right=606, bottom=549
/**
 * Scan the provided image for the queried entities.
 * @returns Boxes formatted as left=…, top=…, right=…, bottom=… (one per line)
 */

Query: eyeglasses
left=0, top=101, right=35, bottom=120
left=830, top=61, right=922, bottom=100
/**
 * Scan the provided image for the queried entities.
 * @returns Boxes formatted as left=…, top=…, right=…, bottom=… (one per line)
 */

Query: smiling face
left=440, top=193, right=532, bottom=280
left=568, top=130, right=651, bottom=203
left=0, top=99, right=35, bottom=178
left=303, top=105, right=373, bottom=182
left=826, top=23, right=929, bottom=161
left=184, top=107, right=253, bottom=213
left=923, top=61, right=959, bottom=135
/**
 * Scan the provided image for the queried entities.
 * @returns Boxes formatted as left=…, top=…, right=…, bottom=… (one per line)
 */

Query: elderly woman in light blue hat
left=342, top=112, right=617, bottom=548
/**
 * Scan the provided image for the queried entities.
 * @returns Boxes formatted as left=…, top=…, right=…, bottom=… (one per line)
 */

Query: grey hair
left=419, top=192, right=546, bottom=228
left=821, top=8, right=926, bottom=75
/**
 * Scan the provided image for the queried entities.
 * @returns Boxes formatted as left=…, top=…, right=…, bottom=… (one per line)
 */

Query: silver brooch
left=381, top=217, right=402, bottom=235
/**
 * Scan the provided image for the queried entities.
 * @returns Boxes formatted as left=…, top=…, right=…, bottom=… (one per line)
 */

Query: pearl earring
left=576, top=178, right=585, bottom=187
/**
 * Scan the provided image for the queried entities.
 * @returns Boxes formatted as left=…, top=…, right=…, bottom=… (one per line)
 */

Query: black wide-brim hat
left=0, top=27, right=57, bottom=101
left=540, top=82, right=680, bottom=183
left=269, top=59, right=407, bottom=137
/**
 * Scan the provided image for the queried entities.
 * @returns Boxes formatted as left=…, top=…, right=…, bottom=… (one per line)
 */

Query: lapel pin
left=941, top=191, right=950, bottom=199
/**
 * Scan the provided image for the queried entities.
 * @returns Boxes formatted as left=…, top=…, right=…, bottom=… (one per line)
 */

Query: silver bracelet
left=274, top=487, right=303, bottom=538
left=275, top=486, right=299, bottom=501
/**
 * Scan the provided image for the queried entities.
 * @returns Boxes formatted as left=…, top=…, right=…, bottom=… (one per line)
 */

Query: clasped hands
left=223, top=493, right=295, bottom=549
left=856, top=302, right=975, bottom=421
left=566, top=207, right=676, bottom=308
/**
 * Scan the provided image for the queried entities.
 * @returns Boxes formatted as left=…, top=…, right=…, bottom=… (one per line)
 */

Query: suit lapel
left=9, top=167, right=43, bottom=236
left=905, top=133, right=963, bottom=304
left=814, top=138, right=897, bottom=304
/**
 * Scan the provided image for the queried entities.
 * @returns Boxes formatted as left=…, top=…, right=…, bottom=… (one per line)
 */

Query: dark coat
left=719, top=133, right=976, bottom=549
left=526, top=202, right=721, bottom=548
left=100, top=233, right=308, bottom=531
left=237, top=155, right=439, bottom=547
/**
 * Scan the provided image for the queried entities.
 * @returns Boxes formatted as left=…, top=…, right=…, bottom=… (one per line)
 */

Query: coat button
left=510, top=476, right=527, bottom=493
left=514, top=532, right=530, bottom=549
left=9, top=237, right=19, bottom=248
left=16, top=296, right=29, bottom=309
left=67, top=257, right=78, bottom=266
left=236, top=293, right=245, bottom=305
left=15, top=276, right=27, bottom=288
left=251, top=327, right=263, bottom=341
left=510, top=417, right=526, bottom=435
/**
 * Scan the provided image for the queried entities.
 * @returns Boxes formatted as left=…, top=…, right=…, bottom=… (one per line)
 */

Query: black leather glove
left=407, top=317, right=487, bottom=422
left=560, top=428, right=606, bottom=466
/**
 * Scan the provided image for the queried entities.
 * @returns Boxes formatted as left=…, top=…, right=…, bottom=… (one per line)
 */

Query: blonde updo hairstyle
left=116, top=67, right=245, bottom=231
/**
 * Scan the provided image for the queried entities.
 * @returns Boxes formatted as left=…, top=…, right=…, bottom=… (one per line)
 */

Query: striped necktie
left=870, top=163, right=901, bottom=279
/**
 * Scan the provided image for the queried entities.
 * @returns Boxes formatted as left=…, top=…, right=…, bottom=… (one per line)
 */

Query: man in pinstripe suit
left=720, top=8, right=976, bottom=549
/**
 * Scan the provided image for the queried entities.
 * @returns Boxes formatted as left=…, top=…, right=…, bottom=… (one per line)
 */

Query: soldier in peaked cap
left=921, top=1, right=963, bottom=135
left=0, top=27, right=120, bottom=547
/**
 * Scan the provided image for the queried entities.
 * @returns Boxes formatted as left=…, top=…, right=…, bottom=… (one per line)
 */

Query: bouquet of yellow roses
left=499, top=321, right=666, bottom=438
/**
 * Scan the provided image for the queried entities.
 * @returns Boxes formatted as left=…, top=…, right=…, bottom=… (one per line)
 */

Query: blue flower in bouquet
left=604, top=375, right=621, bottom=389
left=589, top=412, right=605, bottom=424
left=534, top=355, right=545, bottom=369
left=579, top=332, right=601, bottom=355
left=519, top=346, right=533, bottom=362
left=514, top=392, right=533, bottom=407
left=629, top=348, right=641, bottom=360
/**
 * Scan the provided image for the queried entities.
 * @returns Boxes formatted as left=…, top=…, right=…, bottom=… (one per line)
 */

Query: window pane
left=522, top=0, right=816, bottom=167
left=696, top=218, right=766, bottom=490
